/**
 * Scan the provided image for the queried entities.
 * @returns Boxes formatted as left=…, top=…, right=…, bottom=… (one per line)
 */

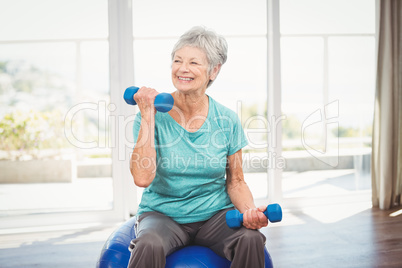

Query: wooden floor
left=0, top=202, right=401, bottom=268
left=261, top=203, right=402, bottom=268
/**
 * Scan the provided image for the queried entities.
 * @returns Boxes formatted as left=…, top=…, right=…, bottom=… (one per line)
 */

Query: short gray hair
left=171, top=26, right=228, bottom=87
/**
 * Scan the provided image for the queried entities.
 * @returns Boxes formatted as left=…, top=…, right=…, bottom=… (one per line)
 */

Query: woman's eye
left=191, top=62, right=198, bottom=65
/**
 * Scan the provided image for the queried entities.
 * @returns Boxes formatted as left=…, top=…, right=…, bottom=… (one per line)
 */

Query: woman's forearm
left=226, top=150, right=257, bottom=213
left=227, top=178, right=256, bottom=213
left=130, top=115, right=156, bottom=188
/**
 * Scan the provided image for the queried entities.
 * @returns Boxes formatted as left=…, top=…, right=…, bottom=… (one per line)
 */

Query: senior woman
left=128, top=26, right=268, bottom=268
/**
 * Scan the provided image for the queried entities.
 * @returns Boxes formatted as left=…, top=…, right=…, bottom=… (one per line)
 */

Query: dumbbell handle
left=123, top=86, right=174, bottom=113
left=226, top=203, right=282, bottom=229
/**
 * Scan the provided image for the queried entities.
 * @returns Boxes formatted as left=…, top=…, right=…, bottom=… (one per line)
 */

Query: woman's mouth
left=178, top=76, right=194, bottom=81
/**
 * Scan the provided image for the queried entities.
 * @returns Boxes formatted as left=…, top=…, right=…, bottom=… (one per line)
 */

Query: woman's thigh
left=134, top=211, right=191, bottom=256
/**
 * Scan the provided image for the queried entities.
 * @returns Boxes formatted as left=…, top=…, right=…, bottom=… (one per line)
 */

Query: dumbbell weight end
left=123, top=86, right=174, bottom=113
left=226, top=203, right=282, bottom=229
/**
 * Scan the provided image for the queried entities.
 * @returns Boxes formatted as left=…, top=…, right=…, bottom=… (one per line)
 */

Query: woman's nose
left=179, top=62, right=190, bottom=72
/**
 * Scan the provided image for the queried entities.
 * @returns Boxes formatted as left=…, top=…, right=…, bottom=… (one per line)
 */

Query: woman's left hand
left=242, top=205, right=269, bottom=230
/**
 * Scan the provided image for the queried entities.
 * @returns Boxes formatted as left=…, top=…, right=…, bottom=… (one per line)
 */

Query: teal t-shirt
left=132, top=96, right=248, bottom=224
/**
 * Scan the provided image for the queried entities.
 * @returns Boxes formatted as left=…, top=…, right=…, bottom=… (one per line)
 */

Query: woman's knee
left=238, top=229, right=266, bottom=247
left=128, top=232, right=166, bottom=268
left=133, top=232, right=166, bottom=254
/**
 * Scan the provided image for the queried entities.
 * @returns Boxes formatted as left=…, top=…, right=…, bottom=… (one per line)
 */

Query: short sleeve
left=228, top=114, right=248, bottom=155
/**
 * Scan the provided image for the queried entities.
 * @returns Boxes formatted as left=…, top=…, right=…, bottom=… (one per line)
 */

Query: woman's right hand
left=133, top=87, right=159, bottom=119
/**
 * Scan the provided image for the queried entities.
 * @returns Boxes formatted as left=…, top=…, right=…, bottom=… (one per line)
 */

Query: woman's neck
left=172, top=91, right=209, bottom=116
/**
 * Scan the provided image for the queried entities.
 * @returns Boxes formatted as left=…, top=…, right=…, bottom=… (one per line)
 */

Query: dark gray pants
left=127, top=208, right=266, bottom=268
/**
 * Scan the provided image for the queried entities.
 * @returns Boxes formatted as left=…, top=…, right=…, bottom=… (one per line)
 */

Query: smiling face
left=171, top=46, right=219, bottom=94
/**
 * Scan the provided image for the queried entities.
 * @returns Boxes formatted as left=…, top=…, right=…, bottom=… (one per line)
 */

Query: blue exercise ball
left=96, top=217, right=273, bottom=268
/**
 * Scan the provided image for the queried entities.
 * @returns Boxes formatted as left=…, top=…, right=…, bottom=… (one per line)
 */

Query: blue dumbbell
left=123, top=86, right=174, bottom=113
left=226, top=203, right=282, bottom=228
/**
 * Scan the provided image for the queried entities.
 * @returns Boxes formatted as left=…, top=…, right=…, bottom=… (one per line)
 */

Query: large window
left=280, top=0, right=375, bottom=205
left=0, top=0, right=113, bottom=221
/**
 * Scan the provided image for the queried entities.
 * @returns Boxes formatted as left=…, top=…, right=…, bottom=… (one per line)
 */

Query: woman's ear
left=209, top=64, right=222, bottom=81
